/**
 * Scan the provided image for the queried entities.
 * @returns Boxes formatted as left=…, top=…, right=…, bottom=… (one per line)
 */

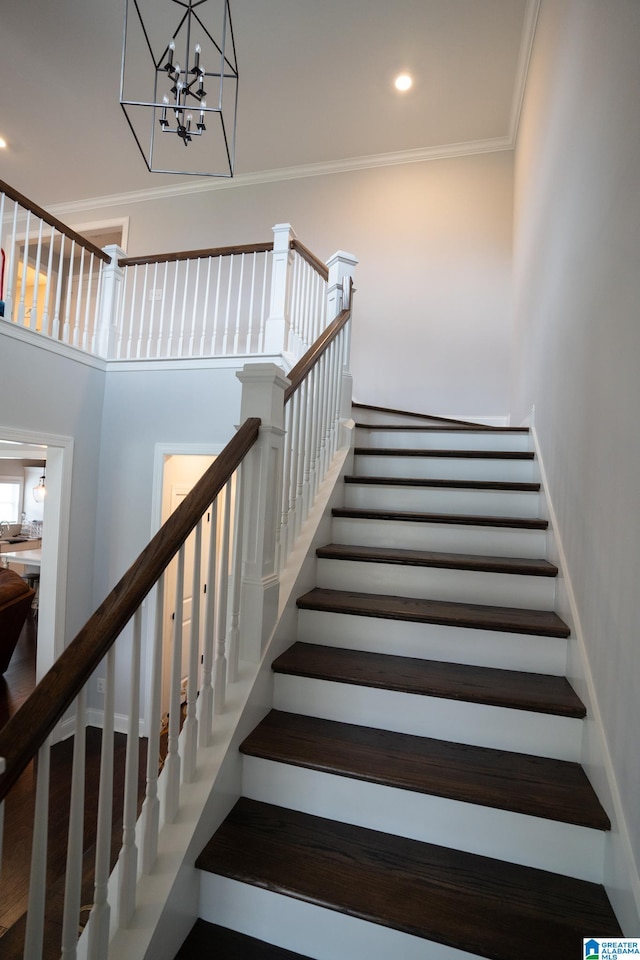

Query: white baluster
left=214, top=485, right=231, bottom=714
left=136, top=262, right=149, bottom=358
left=73, top=245, right=85, bottom=347
left=177, top=259, right=189, bottom=356
left=198, top=503, right=217, bottom=747
left=247, top=252, right=257, bottom=353
left=61, top=688, right=87, bottom=959
left=210, top=256, right=222, bottom=354
left=23, top=737, right=50, bottom=958
left=167, top=261, right=179, bottom=355
left=125, top=264, right=139, bottom=360
left=227, top=466, right=244, bottom=682
left=294, top=380, right=308, bottom=540
left=258, top=251, right=269, bottom=353
left=200, top=256, right=212, bottom=356
left=141, top=577, right=164, bottom=874
left=156, top=260, right=169, bottom=357
left=279, top=400, right=294, bottom=570
left=82, top=253, right=95, bottom=352
left=146, top=262, right=159, bottom=358
left=288, top=389, right=302, bottom=555
left=4, top=201, right=19, bottom=321
left=222, top=255, right=234, bottom=354
left=183, top=522, right=202, bottom=783
left=17, top=210, right=31, bottom=326
left=86, top=646, right=115, bottom=960
left=29, top=219, right=44, bottom=331
left=117, top=608, right=142, bottom=927
left=90, top=258, right=104, bottom=355
left=52, top=233, right=66, bottom=341
left=233, top=253, right=245, bottom=354
left=164, top=546, right=184, bottom=823
left=189, top=257, right=201, bottom=357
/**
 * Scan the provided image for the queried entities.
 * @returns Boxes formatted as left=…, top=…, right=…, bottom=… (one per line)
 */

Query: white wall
left=67, top=151, right=514, bottom=420
left=511, top=0, right=640, bottom=931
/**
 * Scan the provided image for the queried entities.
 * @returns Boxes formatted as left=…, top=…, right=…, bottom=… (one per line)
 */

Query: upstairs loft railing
left=0, top=267, right=355, bottom=959
left=0, top=178, right=339, bottom=365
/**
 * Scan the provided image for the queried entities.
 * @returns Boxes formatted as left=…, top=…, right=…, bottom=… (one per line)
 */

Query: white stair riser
left=354, top=454, right=536, bottom=483
left=242, top=757, right=604, bottom=882
left=199, top=874, right=481, bottom=960
left=297, top=608, right=568, bottom=675
left=316, top=558, right=557, bottom=611
left=331, top=516, right=548, bottom=558
left=273, top=675, right=582, bottom=761
left=355, top=429, right=531, bottom=452
left=344, top=484, right=541, bottom=517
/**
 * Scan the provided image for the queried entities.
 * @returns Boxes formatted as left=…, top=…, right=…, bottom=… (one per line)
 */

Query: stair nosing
left=354, top=447, right=535, bottom=460
left=316, top=543, right=558, bottom=577
left=344, top=475, right=541, bottom=491
left=354, top=423, right=531, bottom=434
left=332, top=506, right=549, bottom=530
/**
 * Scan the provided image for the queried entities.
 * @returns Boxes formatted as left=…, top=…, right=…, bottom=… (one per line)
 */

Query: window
left=0, top=479, right=22, bottom=522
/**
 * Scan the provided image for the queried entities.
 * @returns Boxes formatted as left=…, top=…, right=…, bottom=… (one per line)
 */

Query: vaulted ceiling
left=0, top=0, right=534, bottom=209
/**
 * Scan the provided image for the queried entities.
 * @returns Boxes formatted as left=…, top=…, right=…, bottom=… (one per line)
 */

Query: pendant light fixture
left=120, top=0, right=239, bottom=178
left=33, top=463, right=46, bottom=503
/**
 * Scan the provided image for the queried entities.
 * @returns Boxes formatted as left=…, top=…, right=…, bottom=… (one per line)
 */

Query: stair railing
left=0, top=254, right=356, bottom=959
left=1, top=176, right=336, bottom=366
left=0, top=178, right=112, bottom=350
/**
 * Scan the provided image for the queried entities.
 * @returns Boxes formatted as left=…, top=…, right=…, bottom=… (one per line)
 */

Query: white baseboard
left=531, top=421, right=640, bottom=934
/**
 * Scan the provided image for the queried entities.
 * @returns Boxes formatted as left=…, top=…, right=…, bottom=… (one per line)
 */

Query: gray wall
left=511, top=0, right=640, bottom=931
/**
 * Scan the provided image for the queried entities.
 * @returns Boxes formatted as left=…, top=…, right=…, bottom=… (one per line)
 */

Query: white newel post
left=264, top=223, right=295, bottom=355
left=236, top=363, right=289, bottom=660
left=326, top=250, right=358, bottom=421
left=95, top=244, right=125, bottom=359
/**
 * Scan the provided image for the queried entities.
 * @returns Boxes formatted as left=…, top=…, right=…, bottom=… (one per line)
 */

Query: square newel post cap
left=326, top=250, right=359, bottom=271
left=271, top=223, right=296, bottom=251
left=237, top=362, right=290, bottom=429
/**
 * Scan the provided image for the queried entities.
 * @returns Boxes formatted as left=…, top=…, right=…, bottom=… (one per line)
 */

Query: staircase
left=175, top=406, right=622, bottom=960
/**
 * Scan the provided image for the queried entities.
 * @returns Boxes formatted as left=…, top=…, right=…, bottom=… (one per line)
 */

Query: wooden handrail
left=285, top=304, right=351, bottom=404
left=0, top=178, right=112, bottom=264
left=290, top=239, right=329, bottom=282
left=118, top=241, right=274, bottom=268
left=0, top=417, right=261, bottom=802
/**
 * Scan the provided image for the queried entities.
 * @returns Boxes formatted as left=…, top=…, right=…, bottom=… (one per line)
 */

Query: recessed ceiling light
left=0, top=137, right=7, bottom=149
left=394, top=74, right=413, bottom=92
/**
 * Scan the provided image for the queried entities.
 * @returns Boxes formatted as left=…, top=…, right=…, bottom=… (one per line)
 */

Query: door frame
left=0, top=425, right=74, bottom=683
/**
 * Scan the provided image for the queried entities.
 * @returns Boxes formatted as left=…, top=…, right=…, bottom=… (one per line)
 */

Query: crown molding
left=46, top=135, right=515, bottom=217
left=508, top=0, right=541, bottom=143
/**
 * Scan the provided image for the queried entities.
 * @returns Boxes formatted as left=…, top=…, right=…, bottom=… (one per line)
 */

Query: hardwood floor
left=0, top=618, right=148, bottom=959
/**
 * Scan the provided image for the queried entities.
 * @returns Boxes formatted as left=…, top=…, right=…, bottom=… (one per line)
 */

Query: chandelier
left=120, top=0, right=239, bottom=177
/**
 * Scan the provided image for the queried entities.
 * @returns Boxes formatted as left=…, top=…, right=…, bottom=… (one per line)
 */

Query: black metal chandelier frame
left=119, top=0, right=239, bottom=177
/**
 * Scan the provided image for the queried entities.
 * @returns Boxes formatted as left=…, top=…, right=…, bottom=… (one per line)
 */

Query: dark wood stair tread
left=175, top=919, right=314, bottom=959
left=297, top=587, right=571, bottom=638
left=354, top=446, right=535, bottom=460
left=272, top=642, right=585, bottom=718
left=316, top=543, right=558, bottom=577
left=345, top=475, right=541, bottom=491
left=333, top=506, right=549, bottom=530
left=240, top=710, right=608, bottom=829
left=355, top=423, right=530, bottom=434
left=197, top=798, right=621, bottom=960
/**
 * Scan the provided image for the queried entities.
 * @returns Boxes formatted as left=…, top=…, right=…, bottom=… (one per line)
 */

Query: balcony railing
left=1, top=179, right=344, bottom=366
